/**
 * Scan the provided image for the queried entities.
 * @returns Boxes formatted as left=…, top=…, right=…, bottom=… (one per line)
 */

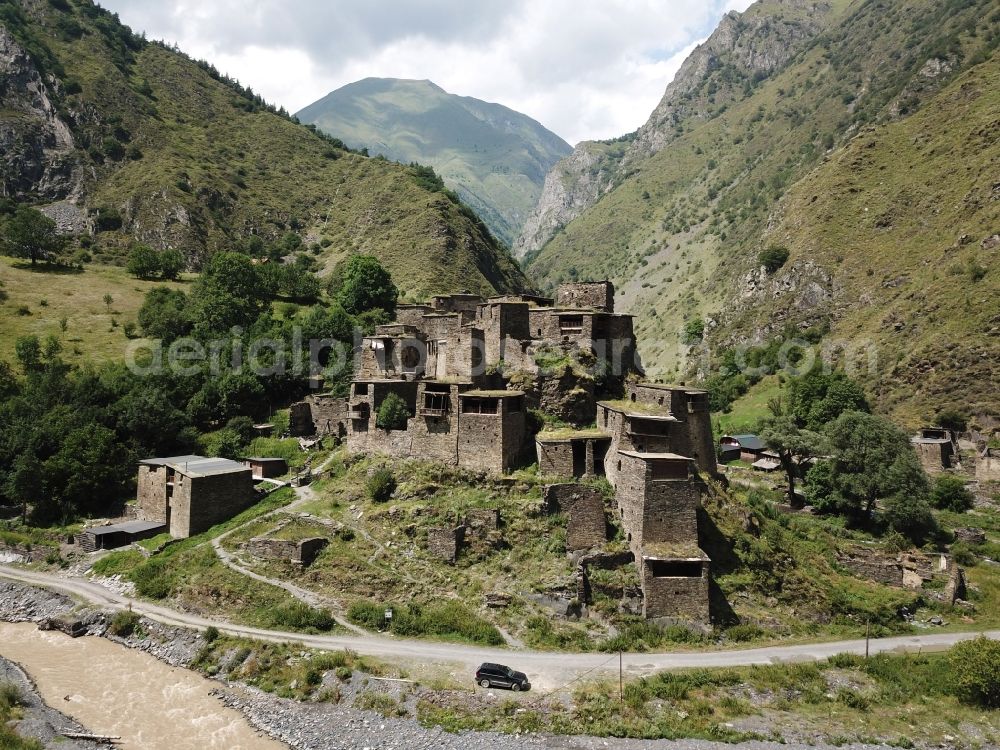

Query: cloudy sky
left=100, top=0, right=754, bottom=145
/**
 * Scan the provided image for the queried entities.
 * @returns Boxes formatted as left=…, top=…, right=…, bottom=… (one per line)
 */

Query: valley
left=0, top=0, right=999, bottom=748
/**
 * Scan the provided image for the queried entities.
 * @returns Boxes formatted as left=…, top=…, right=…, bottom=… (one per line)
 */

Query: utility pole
left=619, top=650, right=623, bottom=707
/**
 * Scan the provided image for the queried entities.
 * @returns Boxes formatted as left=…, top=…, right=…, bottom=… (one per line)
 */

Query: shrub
left=935, top=409, right=967, bottom=432
left=264, top=602, right=335, bottom=632
left=366, top=468, right=396, bottom=503
left=109, top=609, right=142, bottom=637
left=0, top=681, right=23, bottom=710
left=725, top=623, right=765, bottom=642
left=682, top=317, right=705, bottom=345
left=930, top=475, right=974, bottom=512
left=376, top=392, right=410, bottom=430
left=759, top=245, right=790, bottom=273
left=949, top=636, right=1000, bottom=708
left=204, top=625, right=220, bottom=643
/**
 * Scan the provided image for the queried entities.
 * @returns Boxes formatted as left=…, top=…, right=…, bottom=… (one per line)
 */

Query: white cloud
left=100, top=0, right=758, bottom=144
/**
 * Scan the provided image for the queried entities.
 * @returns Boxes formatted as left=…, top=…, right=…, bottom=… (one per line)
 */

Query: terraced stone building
left=294, top=281, right=718, bottom=622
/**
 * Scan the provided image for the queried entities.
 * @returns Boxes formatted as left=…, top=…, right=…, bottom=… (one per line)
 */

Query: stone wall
left=614, top=452, right=700, bottom=556
left=837, top=552, right=904, bottom=586
left=136, top=464, right=168, bottom=524
left=537, top=440, right=575, bottom=477
left=575, top=549, right=634, bottom=603
left=465, top=508, right=500, bottom=534
left=641, top=560, right=710, bottom=621
left=169, top=470, right=255, bottom=538
left=544, top=484, right=607, bottom=550
left=427, top=526, right=465, bottom=563
left=555, top=281, right=615, bottom=312
left=477, top=301, right=530, bottom=365
left=289, top=401, right=314, bottom=437
left=246, top=536, right=328, bottom=566
left=308, top=394, right=349, bottom=436
left=977, top=449, right=1000, bottom=481
left=914, top=441, right=953, bottom=473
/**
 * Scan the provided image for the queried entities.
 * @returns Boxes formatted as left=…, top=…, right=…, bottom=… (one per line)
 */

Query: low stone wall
left=544, top=484, right=607, bottom=551
left=837, top=552, right=903, bottom=587
left=465, top=508, right=500, bottom=534
left=246, top=536, right=329, bottom=566
left=575, top=550, right=634, bottom=603
left=427, top=526, right=466, bottom=563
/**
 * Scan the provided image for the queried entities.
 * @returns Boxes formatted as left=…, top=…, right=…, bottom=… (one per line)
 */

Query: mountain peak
left=297, top=79, right=571, bottom=246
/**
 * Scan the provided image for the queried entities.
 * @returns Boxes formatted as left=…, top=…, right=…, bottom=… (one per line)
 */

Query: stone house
left=536, top=431, right=612, bottom=478
left=245, top=457, right=288, bottom=479
left=135, top=455, right=255, bottom=538
left=612, top=451, right=710, bottom=621
left=719, top=434, right=767, bottom=463
left=976, top=446, right=1000, bottom=481
left=911, top=427, right=959, bottom=473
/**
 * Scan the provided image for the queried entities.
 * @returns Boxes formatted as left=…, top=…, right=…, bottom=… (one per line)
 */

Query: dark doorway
left=572, top=440, right=586, bottom=476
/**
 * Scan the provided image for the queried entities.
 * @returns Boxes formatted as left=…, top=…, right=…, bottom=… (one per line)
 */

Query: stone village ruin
left=290, top=281, right=720, bottom=622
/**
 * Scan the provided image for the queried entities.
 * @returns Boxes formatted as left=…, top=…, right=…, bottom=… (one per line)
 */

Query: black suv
left=475, top=663, right=531, bottom=691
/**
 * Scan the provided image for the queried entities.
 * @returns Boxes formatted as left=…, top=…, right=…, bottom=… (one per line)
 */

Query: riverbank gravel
left=0, top=580, right=905, bottom=750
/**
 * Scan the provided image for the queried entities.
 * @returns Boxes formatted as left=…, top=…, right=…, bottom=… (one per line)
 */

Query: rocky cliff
left=514, top=0, right=835, bottom=260
left=520, top=0, right=1000, bottom=424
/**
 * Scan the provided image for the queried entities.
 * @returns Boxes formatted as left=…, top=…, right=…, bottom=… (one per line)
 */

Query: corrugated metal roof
left=729, top=435, right=766, bottom=451
left=85, top=520, right=165, bottom=537
left=139, top=455, right=250, bottom=477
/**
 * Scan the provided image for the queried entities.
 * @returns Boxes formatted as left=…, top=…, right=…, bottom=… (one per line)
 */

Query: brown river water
left=0, top=622, right=287, bottom=750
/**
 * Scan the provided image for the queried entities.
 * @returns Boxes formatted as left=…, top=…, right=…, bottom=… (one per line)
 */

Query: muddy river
left=0, top=622, right=287, bottom=750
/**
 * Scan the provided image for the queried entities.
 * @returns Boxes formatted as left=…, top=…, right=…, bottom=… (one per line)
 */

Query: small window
left=647, top=560, right=702, bottom=577
left=559, top=315, right=584, bottom=334
left=462, top=397, right=499, bottom=414
left=355, top=383, right=369, bottom=396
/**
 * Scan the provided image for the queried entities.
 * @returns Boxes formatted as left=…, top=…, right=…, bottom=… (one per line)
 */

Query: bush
left=109, top=609, right=142, bottom=637
left=264, top=602, right=335, bottom=632
left=949, top=636, right=1000, bottom=708
left=682, top=318, right=705, bottom=345
left=935, top=409, right=967, bottom=432
left=376, top=392, right=410, bottom=431
left=366, top=468, right=396, bottom=503
left=930, top=475, right=974, bottom=512
left=725, top=623, right=765, bottom=642
left=759, top=245, right=790, bottom=273
left=0, top=681, right=23, bottom=710
left=204, top=625, right=220, bottom=642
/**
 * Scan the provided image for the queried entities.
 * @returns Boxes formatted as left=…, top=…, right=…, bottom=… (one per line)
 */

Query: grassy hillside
left=0, top=1, right=529, bottom=299
left=0, top=257, right=186, bottom=364
left=523, top=0, right=1000, bottom=425
left=296, top=78, right=572, bottom=247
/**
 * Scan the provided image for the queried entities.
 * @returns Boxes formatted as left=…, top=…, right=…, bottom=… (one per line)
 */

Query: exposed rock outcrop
left=0, top=25, right=81, bottom=200
left=515, top=1, right=834, bottom=259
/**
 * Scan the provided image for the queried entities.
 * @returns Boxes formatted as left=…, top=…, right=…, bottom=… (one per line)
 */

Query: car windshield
left=504, top=667, right=515, bottom=677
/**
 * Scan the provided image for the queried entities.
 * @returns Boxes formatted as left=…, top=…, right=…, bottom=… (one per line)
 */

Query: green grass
left=418, top=649, right=1000, bottom=746
left=0, top=258, right=187, bottom=364
left=714, top=375, right=785, bottom=435
left=0, top=681, right=42, bottom=750
left=347, top=599, right=505, bottom=646
left=89, top=488, right=340, bottom=632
